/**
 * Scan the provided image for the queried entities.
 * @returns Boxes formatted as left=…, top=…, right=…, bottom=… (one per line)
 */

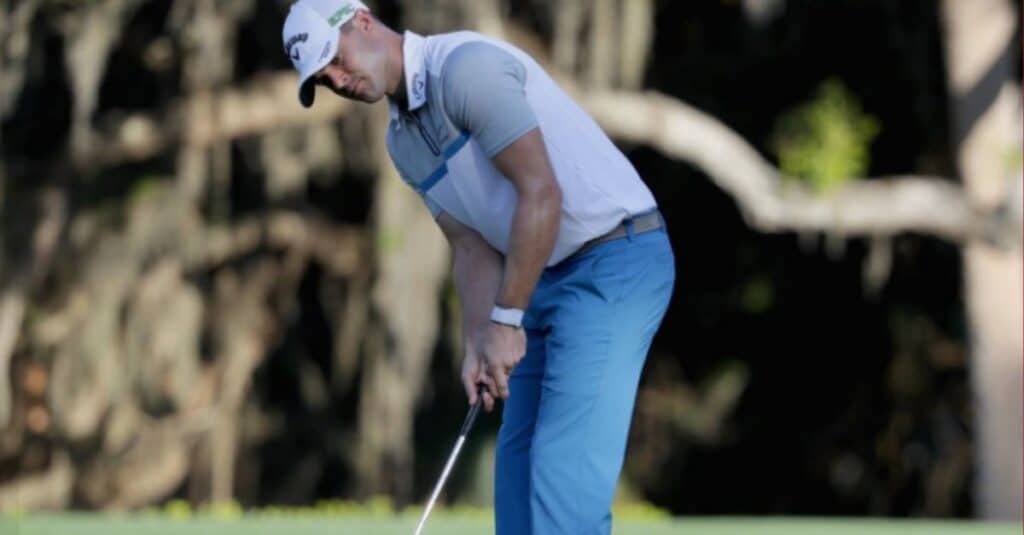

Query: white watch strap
left=490, top=305, right=524, bottom=328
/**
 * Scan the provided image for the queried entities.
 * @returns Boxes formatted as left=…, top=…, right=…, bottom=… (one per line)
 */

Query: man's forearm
left=452, top=240, right=505, bottom=337
left=496, top=184, right=562, bottom=309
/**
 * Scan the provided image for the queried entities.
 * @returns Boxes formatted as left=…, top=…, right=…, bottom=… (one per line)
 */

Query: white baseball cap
left=282, top=0, right=369, bottom=108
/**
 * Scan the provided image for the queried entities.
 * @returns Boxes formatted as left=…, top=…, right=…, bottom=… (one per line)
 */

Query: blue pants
left=494, top=226, right=675, bottom=535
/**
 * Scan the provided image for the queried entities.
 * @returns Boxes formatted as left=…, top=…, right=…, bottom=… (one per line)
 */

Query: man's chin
left=329, top=88, right=382, bottom=104
left=355, top=93, right=383, bottom=104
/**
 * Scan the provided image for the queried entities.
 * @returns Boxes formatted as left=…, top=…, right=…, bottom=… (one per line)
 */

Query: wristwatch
left=490, top=305, right=524, bottom=328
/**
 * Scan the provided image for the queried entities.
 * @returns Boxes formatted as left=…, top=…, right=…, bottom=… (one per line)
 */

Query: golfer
left=283, top=1, right=675, bottom=533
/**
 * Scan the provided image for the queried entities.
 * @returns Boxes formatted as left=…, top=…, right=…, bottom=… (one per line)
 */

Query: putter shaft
left=413, top=386, right=486, bottom=535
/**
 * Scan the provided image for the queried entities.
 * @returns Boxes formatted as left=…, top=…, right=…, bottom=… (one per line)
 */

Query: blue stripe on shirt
left=417, top=131, right=471, bottom=194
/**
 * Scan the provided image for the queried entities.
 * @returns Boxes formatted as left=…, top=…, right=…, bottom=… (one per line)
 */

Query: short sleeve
left=441, top=42, right=539, bottom=158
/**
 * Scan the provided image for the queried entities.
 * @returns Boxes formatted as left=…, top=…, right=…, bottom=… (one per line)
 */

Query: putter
left=413, top=383, right=488, bottom=535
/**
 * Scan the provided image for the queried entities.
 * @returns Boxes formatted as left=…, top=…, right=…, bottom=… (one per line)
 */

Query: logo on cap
left=285, top=32, right=308, bottom=63
left=328, top=5, right=355, bottom=26
left=319, top=41, right=333, bottom=62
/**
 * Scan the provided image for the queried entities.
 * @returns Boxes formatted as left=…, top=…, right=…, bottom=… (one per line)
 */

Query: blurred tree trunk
left=553, top=0, right=585, bottom=75
left=616, top=0, right=653, bottom=90
left=585, top=0, right=615, bottom=89
left=0, top=190, right=64, bottom=429
left=941, top=0, right=1023, bottom=521
left=61, top=0, right=142, bottom=167
left=568, top=0, right=652, bottom=90
left=0, top=0, right=41, bottom=122
left=463, top=0, right=504, bottom=40
left=352, top=104, right=449, bottom=505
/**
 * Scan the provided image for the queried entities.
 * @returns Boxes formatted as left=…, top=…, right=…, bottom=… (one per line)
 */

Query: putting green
left=1, top=515, right=1019, bottom=535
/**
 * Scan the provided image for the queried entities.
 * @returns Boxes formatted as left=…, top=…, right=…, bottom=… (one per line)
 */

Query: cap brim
left=299, top=77, right=317, bottom=108
left=296, top=34, right=338, bottom=108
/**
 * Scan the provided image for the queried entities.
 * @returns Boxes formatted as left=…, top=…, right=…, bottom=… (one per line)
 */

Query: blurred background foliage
left=773, top=78, right=880, bottom=192
left=0, top=0, right=1021, bottom=524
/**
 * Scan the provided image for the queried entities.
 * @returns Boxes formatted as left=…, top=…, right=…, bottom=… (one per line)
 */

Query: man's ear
left=355, top=10, right=373, bottom=33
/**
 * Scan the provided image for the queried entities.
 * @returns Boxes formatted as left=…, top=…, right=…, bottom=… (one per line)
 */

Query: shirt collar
left=389, top=30, right=428, bottom=121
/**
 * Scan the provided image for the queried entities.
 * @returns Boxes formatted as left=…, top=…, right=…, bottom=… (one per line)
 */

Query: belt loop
left=624, top=217, right=636, bottom=241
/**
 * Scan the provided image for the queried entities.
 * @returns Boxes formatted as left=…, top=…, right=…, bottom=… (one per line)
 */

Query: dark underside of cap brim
left=300, top=78, right=317, bottom=108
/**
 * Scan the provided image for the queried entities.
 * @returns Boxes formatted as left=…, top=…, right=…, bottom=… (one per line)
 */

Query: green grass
left=1, top=514, right=1019, bottom=535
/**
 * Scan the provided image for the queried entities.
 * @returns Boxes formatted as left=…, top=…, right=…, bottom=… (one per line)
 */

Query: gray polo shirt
left=386, top=31, right=657, bottom=266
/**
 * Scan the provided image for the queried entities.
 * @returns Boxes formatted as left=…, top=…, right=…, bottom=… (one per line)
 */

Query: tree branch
left=579, top=89, right=1019, bottom=246
left=84, top=70, right=1019, bottom=246
left=86, top=73, right=355, bottom=168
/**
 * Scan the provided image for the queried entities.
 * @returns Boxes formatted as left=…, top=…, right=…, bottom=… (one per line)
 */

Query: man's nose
left=325, top=67, right=350, bottom=88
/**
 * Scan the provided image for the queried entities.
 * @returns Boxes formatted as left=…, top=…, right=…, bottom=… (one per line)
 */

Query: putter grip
left=459, top=384, right=487, bottom=436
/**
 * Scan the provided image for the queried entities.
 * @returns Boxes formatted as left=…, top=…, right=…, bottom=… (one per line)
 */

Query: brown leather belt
left=569, top=209, right=664, bottom=259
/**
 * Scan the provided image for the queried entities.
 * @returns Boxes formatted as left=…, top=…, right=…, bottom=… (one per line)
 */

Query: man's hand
left=477, top=321, right=526, bottom=400
left=461, top=345, right=498, bottom=412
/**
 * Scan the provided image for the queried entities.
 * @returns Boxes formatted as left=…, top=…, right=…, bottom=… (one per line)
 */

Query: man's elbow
left=545, top=179, right=563, bottom=211
left=520, top=175, right=562, bottom=214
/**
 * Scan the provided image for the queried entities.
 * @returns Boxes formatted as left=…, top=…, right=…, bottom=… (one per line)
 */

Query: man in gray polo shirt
left=283, top=1, right=675, bottom=533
